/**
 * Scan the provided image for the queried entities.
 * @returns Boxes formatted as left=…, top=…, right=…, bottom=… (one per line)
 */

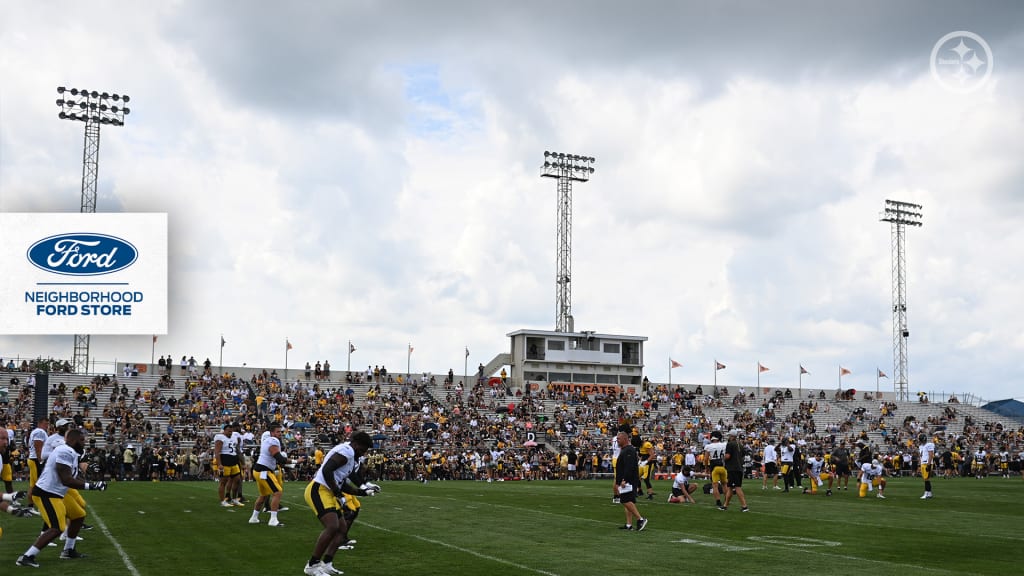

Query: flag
left=800, top=365, right=809, bottom=375
left=715, top=361, right=726, bottom=370
left=840, top=367, right=851, bottom=376
left=465, top=347, right=470, bottom=358
left=408, top=345, right=414, bottom=355
left=758, top=363, right=769, bottom=373
left=349, top=342, right=356, bottom=354
left=220, top=336, right=226, bottom=348
left=286, top=340, right=293, bottom=351
left=878, top=369, right=887, bottom=378
left=152, top=335, right=158, bottom=344
left=670, top=359, right=682, bottom=369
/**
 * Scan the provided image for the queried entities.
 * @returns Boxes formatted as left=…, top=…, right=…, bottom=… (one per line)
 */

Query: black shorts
left=764, top=462, right=778, bottom=475
left=835, top=463, right=850, bottom=476
left=618, top=489, right=637, bottom=504
left=727, top=470, right=744, bottom=488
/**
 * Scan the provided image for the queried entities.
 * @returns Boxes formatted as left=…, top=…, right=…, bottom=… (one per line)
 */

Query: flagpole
left=799, top=365, right=802, bottom=394
left=876, top=368, right=879, bottom=397
left=347, top=340, right=352, bottom=373
left=150, top=336, right=156, bottom=366
left=668, top=357, right=672, bottom=387
left=285, top=338, right=289, bottom=380
left=407, top=343, right=412, bottom=378
left=757, top=361, right=760, bottom=392
left=219, top=334, right=224, bottom=376
left=464, top=347, right=469, bottom=389
left=714, top=359, right=717, bottom=390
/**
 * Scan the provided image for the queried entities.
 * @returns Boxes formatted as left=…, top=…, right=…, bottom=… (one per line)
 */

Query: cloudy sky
left=1, top=1, right=1022, bottom=401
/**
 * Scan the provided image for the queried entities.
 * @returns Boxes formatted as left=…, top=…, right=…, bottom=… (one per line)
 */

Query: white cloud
left=1, top=2, right=1023, bottom=401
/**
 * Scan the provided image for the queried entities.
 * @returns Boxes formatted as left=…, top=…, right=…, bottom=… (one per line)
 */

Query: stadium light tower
left=56, top=86, right=131, bottom=373
left=880, top=199, right=922, bottom=402
left=540, top=151, right=594, bottom=333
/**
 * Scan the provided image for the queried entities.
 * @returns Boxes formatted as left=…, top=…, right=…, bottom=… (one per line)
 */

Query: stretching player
left=858, top=459, right=887, bottom=499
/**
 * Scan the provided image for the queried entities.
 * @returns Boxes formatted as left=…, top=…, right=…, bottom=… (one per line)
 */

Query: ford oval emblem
left=27, top=233, right=138, bottom=276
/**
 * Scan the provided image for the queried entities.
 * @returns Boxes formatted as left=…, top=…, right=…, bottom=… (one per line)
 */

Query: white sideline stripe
left=277, top=496, right=561, bottom=576
left=361, top=521, right=562, bottom=576
left=88, top=505, right=142, bottom=576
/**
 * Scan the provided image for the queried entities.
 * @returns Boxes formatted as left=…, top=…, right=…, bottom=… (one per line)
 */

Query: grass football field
left=1, top=476, right=1020, bottom=575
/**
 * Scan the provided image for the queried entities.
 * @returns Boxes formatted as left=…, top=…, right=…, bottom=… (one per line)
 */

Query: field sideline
left=1, top=476, right=1020, bottom=575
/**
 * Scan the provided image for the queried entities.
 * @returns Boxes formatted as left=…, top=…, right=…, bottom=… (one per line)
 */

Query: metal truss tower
left=540, top=151, right=594, bottom=333
left=881, top=199, right=922, bottom=401
left=56, top=86, right=131, bottom=373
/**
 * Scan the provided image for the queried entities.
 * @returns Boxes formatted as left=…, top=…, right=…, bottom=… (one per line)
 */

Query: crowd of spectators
left=2, top=358, right=1023, bottom=485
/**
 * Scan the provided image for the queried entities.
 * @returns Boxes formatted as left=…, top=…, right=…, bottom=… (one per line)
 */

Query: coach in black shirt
left=614, top=431, right=648, bottom=531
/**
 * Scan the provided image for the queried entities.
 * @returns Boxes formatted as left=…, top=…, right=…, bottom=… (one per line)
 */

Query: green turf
left=1, top=476, right=1020, bottom=575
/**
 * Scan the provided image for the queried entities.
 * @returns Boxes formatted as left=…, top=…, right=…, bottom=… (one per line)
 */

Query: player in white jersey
left=610, top=433, right=623, bottom=503
left=213, top=422, right=243, bottom=506
left=303, top=431, right=377, bottom=576
left=17, top=429, right=106, bottom=568
left=231, top=426, right=248, bottom=504
left=40, top=418, right=74, bottom=462
left=762, top=441, right=780, bottom=490
left=668, top=466, right=703, bottom=503
left=918, top=434, right=936, bottom=499
left=28, top=417, right=50, bottom=491
left=858, top=459, right=887, bottom=499
left=705, top=431, right=728, bottom=509
left=249, top=423, right=289, bottom=526
left=802, top=453, right=833, bottom=495
left=778, top=439, right=796, bottom=492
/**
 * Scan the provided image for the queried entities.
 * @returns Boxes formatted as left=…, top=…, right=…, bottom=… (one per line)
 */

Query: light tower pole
left=540, top=151, right=594, bottom=333
left=880, top=199, right=922, bottom=401
left=56, top=86, right=131, bottom=373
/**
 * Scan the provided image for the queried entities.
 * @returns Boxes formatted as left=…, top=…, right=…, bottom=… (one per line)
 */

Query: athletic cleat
left=344, top=539, right=356, bottom=546
left=774, top=486, right=782, bottom=490
left=741, top=506, right=750, bottom=512
left=60, top=549, right=88, bottom=560
left=646, top=493, right=655, bottom=500
left=278, top=506, right=290, bottom=512
left=322, top=562, right=344, bottom=575
left=618, top=524, right=633, bottom=530
left=717, top=505, right=728, bottom=511
left=248, top=518, right=260, bottom=524
left=268, top=518, right=282, bottom=527
left=337, top=545, right=354, bottom=551
left=876, top=493, right=886, bottom=499
left=230, top=499, right=244, bottom=507
left=16, top=554, right=40, bottom=567
left=612, top=497, right=620, bottom=504
left=220, top=500, right=233, bottom=507
left=80, top=524, right=93, bottom=531
left=303, top=562, right=325, bottom=576
left=826, top=490, right=832, bottom=496
left=636, top=517, right=648, bottom=531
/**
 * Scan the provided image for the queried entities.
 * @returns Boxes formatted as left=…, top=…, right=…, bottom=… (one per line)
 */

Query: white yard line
left=276, top=494, right=562, bottom=576
left=88, top=505, right=142, bottom=576
left=361, top=521, right=563, bottom=576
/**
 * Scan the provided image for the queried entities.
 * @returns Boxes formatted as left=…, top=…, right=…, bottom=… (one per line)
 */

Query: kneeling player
left=858, top=459, right=887, bottom=499
left=668, top=466, right=702, bottom=504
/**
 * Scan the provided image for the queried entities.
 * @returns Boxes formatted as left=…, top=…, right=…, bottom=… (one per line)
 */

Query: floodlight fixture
left=880, top=198, right=923, bottom=401
left=55, top=84, right=133, bottom=374
left=540, top=150, right=596, bottom=332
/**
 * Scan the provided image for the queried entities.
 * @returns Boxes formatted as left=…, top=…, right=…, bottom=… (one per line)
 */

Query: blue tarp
left=982, top=398, right=1024, bottom=418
